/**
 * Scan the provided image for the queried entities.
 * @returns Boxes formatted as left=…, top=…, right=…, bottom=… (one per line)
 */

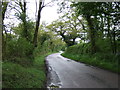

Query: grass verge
left=61, top=53, right=120, bottom=74
left=2, top=52, right=53, bottom=88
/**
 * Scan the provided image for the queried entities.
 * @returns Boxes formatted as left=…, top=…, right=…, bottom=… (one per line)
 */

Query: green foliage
left=34, top=39, right=65, bottom=57
left=3, top=20, right=65, bottom=88
left=46, top=10, right=84, bottom=47
left=71, top=2, right=103, bottom=17
left=65, top=43, right=90, bottom=55
left=35, top=26, right=66, bottom=55
left=2, top=56, right=47, bottom=88
left=12, top=21, right=35, bottom=42
left=38, top=30, right=51, bottom=45
left=62, top=43, right=119, bottom=73
left=96, top=38, right=111, bottom=53
left=2, top=0, right=67, bottom=88
left=72, top=2, right=120, bottom=54
left=4, top=37, right=34, bottom=66
left=15, top=12, right=26, bottom=21
left=3, top=37, right=55, bottom=88
left=62, top=52, right=119, bottom=73
left=3, top=1, right=120, bottom=88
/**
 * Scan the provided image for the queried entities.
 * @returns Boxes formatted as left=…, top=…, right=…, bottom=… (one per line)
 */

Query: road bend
left=46, top=53, right=119, bottom=88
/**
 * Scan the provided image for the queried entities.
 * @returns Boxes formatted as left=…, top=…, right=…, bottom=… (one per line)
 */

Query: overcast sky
left=4, top=0, right=60, bottom=28
left=27, top=0, right=60, bottom=24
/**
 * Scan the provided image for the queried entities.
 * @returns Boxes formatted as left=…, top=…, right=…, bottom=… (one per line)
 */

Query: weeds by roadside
left=61, top=53, right=119, bottom=73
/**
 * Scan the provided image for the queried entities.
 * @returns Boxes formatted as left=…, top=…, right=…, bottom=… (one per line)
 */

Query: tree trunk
left=33, top=1, right=43, bottom=47
left=107, top=16, right=114, bottom=54
left=23, top=1, right=28, bottom=40
left=112, top=27, right=117, bottom=54
left=2, top=2, right=8, bottom=44
left=86, top=15, right=96, bottom=54
left=0, top=2, right=2, bottom=60
left=72, top=38, right=76, bottom=45
left=2, top=2, right=8, bottom=60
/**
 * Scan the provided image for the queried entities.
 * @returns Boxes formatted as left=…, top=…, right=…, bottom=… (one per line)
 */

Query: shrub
left=5, top=37, right=34, bottom=66
left=65, top=43, right=90, bottom=55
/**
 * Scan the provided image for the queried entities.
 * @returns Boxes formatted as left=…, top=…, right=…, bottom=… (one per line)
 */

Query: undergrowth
left=61, top=44, right=120, bottom=73
left=2, top=52, right=53, bottom=88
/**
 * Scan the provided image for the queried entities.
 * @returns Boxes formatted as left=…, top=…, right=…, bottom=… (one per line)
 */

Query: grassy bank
left=62, top=53, right=119, bottom=73
left=61, top=44, right=120, bottom=73
left=2, top=53, right=52, bottom=88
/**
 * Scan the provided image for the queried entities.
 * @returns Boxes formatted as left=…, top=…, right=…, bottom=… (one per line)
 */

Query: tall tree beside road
left=33, top=0, right=44, bottom=47
left=72, top=2, right=120, bottom=54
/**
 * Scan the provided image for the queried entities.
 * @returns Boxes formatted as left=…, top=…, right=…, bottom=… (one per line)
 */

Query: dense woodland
left=1, top=0, right=120, bottom=88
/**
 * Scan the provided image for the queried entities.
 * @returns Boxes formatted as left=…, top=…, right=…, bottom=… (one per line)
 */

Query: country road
left=45, top=53, right=119, bottom=88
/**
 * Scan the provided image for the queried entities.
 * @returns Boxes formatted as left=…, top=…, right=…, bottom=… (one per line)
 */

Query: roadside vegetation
left=48, top=2, right=120, bottom=74
left=2, top=26, right=65, bottom=88
left=2, top=1, right=65, bottom=88
left=2, top=0, right=120, bottom=88
left=2, top=30, right=65, bottom=88
left=61, top=2, right=120, bottom=74
left=61, top=43, right=120, bottom=73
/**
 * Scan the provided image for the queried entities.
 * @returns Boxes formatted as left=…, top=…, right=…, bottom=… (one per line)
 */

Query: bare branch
left=43, top=1, right=53, bottom=7
left=35, top=0, right=38, bottom=19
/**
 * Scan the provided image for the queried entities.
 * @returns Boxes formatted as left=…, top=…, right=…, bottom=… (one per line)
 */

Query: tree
left=46, top=15, right=83, bottom=47
left=14, top=0, right=28, bottom=41
left=33, top=0, right=53, bottom=47
left=12, top=20, right=35, bottom=42
left=72, top=2, right=103, bottom=54
left=2, top=1, right=9, bottom=59
left=33, top=1, right=44, bottom=47
left=72, top=2, right=120, bottom=54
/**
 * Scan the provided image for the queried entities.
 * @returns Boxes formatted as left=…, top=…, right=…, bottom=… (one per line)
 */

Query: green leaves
left=46, top=9, right=85, bottom=46
left=6, top=37, right=33, bottom=62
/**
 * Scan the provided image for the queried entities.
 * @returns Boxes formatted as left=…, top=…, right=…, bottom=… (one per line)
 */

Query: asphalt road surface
left=46, top=53, right=119, bottom=88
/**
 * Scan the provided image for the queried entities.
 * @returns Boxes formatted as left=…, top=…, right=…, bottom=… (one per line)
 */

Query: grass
left=61, top=53, right=120, bottom=73
left=2, top=52, right=53, bottom=88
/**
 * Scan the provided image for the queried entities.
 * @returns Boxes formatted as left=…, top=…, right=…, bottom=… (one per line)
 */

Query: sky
left=26, top=0, right=60, bottom=24
left=4, top=0, right=60, bottom=27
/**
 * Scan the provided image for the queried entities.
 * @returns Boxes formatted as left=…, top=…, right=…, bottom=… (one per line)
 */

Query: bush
left=96, top=38, right=112, bottom=53
left=65, top=43, right=90, bottom=55
left=62, top=43, right=119, bottom=73
left=5, top=37, right=34, bottom=66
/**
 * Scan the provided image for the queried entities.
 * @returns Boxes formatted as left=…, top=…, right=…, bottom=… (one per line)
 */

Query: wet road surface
left=46, top=53, right=119, bottom=88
